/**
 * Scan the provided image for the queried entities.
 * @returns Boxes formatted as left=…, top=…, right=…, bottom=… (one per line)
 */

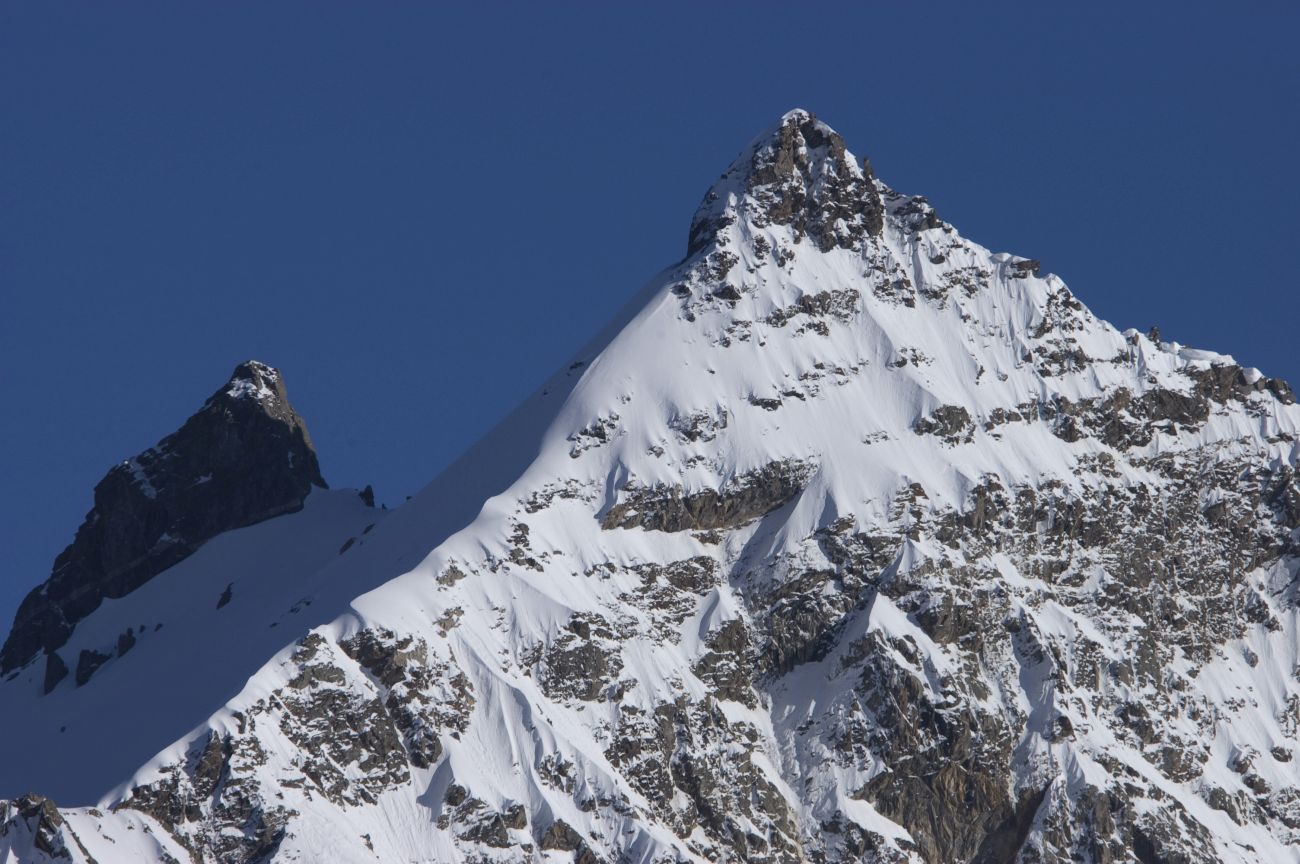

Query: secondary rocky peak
left=687, top=108, right=884, bottom=257
left=0, top=361, right=326, bottom=678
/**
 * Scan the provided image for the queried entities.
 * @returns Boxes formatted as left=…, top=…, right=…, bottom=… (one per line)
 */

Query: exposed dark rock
left=764, top=289, right=860, bottom=328
left=601, top=459, right=811, bottom=532
left=760, top=571, right=855, bottom=677
left=503, top=803, right=526, bottom=830
left=116, top=627, right=136, bottom=657
left=75, top=649, right=110, bottom=687
left=341, top=628, right=473, bottom=768
left=912, top=592, right=980, bottom=646
left=1038, top=385, right=1220, bottom=450
left=1271, top=378, right=1298, bottom=404
left=669, top=408, right=728, bottom=444
left=2, top=361, right=326, bottom=674
left=1, top=793, right=74, bottom=860
left=1132, top=813, right=1218, bottom=864
left=605, top=699, right=803, bottom=861
left=693, top=618, right=756, bottom=706
left=539, top=818, right=584, bottom=851
left=1053, top=715, right=1076, bottom=741
left=970, top=785, right=1048, bottom=864
left=852, top=630, right=1016, bottom=864
left=1189, top=362, right=1296, bottom=406
left=460, top=812, right=511, bottom=848
left=891, top=194, right=942, bottom=233
left=276, top=641, right=411, bottom=806
left=1009, top=258, right=1041, bottom=278
left=538, top=615, right=623, bottom=702
left=619, top=557, right=719, bottom=642
left=42, top=653, right=68, bottom=694
left=568, top=414, right=621, bottom=458
left=190, top=731, right=231, bottom=799
left=914, top=405, right=974, bottom=444
left=126, top=738, right=293, bottom=864
left=687, top=110, right=883, bottom=257
left=437, top=563, right=468, bottom=586
left=648, top=556, right=718, bottom=593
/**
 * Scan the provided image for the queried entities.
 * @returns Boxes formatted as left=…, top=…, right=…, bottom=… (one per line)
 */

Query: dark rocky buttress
left=0, top=361, right=326, bottom=677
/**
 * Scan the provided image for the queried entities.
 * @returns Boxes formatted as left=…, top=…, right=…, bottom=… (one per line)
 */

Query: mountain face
left=0, top=361, right=325, bottom=682
left=4, top=110, right=1300, bottom=864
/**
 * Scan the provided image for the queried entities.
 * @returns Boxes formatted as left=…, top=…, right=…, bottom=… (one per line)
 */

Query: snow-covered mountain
left=4, top=109, right=1299, bottom=864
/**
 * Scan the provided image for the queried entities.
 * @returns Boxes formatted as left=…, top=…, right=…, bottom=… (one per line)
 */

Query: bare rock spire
left=0, top=361, right=326, bottom=677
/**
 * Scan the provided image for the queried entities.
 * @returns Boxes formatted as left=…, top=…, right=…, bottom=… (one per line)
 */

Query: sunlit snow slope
left=5, top=110, right=1299, bottom=864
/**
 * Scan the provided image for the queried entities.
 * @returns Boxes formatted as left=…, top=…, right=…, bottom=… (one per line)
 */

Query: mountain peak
left=6, top=114, right=1300, bottom=864
left=213, top=361, right=314, bottom=440
left=222, top=360, right=283, bottom=403
left=0, top=361, right=326, bottom=679
left=687, top=109, right=883, bottom=257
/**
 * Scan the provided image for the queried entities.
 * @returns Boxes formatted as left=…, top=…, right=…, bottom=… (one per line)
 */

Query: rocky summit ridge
left=3, top=111, right=1300, bottom=864
left=0, top=360, right=326, bottom=682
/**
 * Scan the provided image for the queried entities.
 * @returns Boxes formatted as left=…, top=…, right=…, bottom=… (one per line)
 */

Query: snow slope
left=4, top=110, right=1300, bottom=864
left=0, top=490, right=383, bottom=802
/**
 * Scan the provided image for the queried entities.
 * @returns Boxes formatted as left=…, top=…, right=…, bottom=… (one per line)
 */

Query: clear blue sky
left=3, top=2, right=1298, bottom=632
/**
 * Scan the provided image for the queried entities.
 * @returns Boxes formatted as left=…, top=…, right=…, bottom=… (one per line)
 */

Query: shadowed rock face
left=0, top=361, right=325, bottom=675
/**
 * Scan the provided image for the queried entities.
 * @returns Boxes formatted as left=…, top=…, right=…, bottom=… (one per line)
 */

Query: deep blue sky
left=3, top=3, right=1298, bottom=632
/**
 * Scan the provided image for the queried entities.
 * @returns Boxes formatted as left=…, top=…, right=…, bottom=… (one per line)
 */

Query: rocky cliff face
left=4, top=111, right=1300, bottom=864
left=0, top=361, right=326, bottom=680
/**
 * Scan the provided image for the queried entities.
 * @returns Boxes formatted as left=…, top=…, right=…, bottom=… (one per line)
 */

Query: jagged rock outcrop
left=601, top=458, right=813, bottom=532
left=0, top=795, right=76, bottom=861
left=1, top=361, right=325, bottom=677
left=688, top=109, right=884, bottom=256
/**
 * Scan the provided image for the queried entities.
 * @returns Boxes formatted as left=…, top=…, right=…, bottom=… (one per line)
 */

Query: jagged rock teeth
left=601, top=458, right=812, bottom=532
left=687, top=109, right=884, bottom=257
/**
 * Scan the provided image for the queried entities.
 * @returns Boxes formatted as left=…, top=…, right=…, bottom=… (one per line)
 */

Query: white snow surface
left=0, top=490, right=387, bottom=802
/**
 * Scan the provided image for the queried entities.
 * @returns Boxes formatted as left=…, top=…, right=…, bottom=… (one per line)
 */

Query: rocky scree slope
left=4, top=110, right=1300, bottom=864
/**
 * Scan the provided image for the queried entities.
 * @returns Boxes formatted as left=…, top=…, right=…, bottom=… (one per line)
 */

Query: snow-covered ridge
left=4, top=110, right=1299, bottom=864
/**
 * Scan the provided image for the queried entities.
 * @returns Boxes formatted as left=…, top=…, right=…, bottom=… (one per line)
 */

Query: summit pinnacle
left=687, top=108, right=884, bottom=257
